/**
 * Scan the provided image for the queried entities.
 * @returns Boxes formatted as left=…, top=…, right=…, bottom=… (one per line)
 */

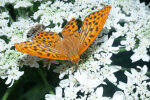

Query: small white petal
left=96, top=87, right=103, bottom=97
left=56, top=87, right=62, bottom=98
left=112, top=91, right=124, bottom=100
left=141, top=54, right=150, bottom=62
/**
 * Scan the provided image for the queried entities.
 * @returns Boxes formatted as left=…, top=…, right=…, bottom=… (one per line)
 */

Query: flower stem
left=119, top=48, right=126, bottom=52
left=1, top=87, right=12, bottom=100
left=146, top=72, right=150, bottom=76
left=120, top=67, right=130, bottom=71
left=37, top=68, right=54, bottom=94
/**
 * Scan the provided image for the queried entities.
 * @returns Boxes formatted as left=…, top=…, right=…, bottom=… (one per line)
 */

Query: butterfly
left=15, top=6, right=111, bottom=64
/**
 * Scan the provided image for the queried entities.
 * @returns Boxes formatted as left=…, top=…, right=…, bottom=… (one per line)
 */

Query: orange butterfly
left=15, top=6, right=111, bottom=63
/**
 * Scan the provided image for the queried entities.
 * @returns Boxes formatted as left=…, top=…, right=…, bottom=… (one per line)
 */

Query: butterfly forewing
left=15, top=32, right=70, bottom=60
left=78, top=6, right=111, bottom=56
left=33, top=32, right=62, bottom=48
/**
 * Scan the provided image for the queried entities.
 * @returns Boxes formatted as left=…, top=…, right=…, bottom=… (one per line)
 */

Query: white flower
left=131, top=46, right=150, bottom=62
left=118, top=78, right=135, bottom=95
left=120, top=37, right=135, bottom=51
left=100, top=36, right=119, bottom=54
left=139, top=38, right=150, bottom=48
left=136, top=81, right=150, bottom=99
left=0, top=50, right=22, bottom=67
left=64, top=85, right=81, bottom=100
left=125, top=65, right=149, bottom=85
left=14, top=1, right=33, bottom=8
left=50, top=25, right=62, bottom=33
left=53, top=64, right=71, bottom=79
left=33, top=10, right=44, bottom=19
left=7, top=0, right=16, bottom=4
left=6, top=18, right=33, bottom=39
left=126, top=31, right=136, bottom=38
left=74, top=70, right=104, bottom=93
left=100, top=65, right=121, bottom=84
left=59, top=79, right=70, bottom=88
left=86, top=60, right=101, bottom=72
left=52, top=13, right=63, bottom=24
left=118, top=65, right=150, bottom=99
left=112, top=91, right=124, bottom=100
left=0, top=0, right=6, bottom=7
left=0, top=65, right=8, bottom=76
left=45, top=87, right=63, bottom=100
left=0, top=39, right=7, bottom=52
left=40, top=15, right=51, bottom=26
left=0, top=19, right=9, bottom=27
left=9, top=36, right=26, bottom=47
left=0, top=12, right=9, bottom=19
left=2, top=67, right=24, bottom=87
left=88, top=87, right=110, bottom=100
left=94, top=53, right=112, bottom=65
left=112, top=24, right=128, bottom=38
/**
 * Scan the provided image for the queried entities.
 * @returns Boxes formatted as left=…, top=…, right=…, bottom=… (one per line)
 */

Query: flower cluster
left=0, top=0, right=42, bottom=8
left=0, top=0, right=150, bottom=99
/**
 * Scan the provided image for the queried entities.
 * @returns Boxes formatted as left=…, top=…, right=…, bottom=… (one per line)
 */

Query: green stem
left=1, top=87, right=12, bottom=100
left=37, top=68, right=54, bottom=94
left=119, top=43, right=139, bottom=52
left=119, top=48, right=126, bottom=52
left=146, top=72, right=150, bottom=76
left=120, top=67, right=131, bottom=71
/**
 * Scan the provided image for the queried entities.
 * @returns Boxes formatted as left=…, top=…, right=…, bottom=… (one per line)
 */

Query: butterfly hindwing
left=61, top=18, right=79, bottom=38
left=78, top=6, right=111, bottom=55
left=61, top=18, right=80, bottom=52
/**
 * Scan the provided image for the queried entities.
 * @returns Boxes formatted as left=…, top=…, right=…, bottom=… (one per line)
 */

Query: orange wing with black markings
left=15, top=32, right=69, bottom=60
left=61, top=18, right=80, bottom=53
left=78, top=6, right=111, bottom=55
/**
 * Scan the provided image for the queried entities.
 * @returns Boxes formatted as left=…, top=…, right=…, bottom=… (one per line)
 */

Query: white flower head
left=120, top=37, right=136, bottom=51
left=64, top=85, right=81, bottom=100
left=125, top=65, right=149, bottom=85
left=0, top=19, right=9, bottom=27
left=112, top=91, right=124, bottom=100
left=14, top=1, right=33, bottom=8
left=131, top=46, right=150, bottom=62
left=87, top=87, right=106, bottom=100
left=118, top=78, right=135, bottom=95
left=100, top=65, right=121, bottom=84
left=0, top=50, right=22, bottom=67
left=74, top=70, right=104, bottom=93
left=94, top=53, right=112, bottom=65
left=0, top=39, right=7, bottom=52
left=139, top=38, right=150, bottom=48
left=100, top=36, right=119, bottom=54
left=45, top=87, right=63, bottom=100
left=3, top=67, right=24, bottom=87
